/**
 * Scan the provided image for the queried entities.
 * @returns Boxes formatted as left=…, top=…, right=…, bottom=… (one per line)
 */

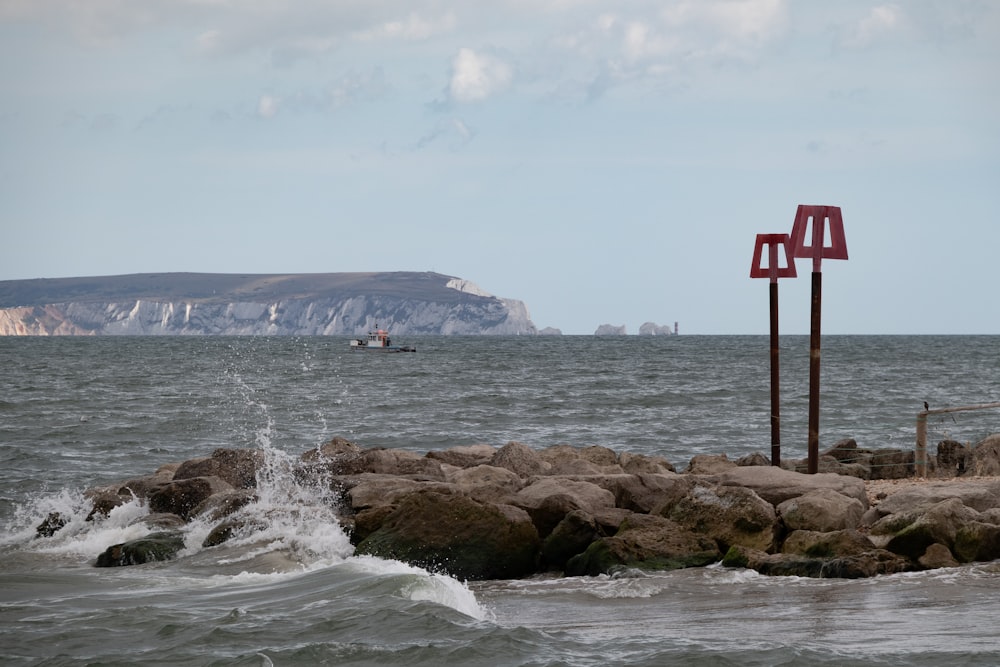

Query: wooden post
left=789, top=205, right=847, bottom=474
left=750, top=233, right=796, bottom=468
left=807, top=271, right=822, bottom=474
left=770, top=281, right=781, bottom=467
left=915, top=411, right=928, bottom=477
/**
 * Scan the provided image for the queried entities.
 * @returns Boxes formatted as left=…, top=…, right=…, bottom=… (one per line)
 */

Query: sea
left=2, top=334, right=999, bottom=666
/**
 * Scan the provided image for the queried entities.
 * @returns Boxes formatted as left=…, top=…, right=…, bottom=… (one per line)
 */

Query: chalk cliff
left=0, top=272, right=537, bottom=336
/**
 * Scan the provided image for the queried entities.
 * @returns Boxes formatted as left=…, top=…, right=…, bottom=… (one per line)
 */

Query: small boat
left=350, top=327, right=416, bottom=352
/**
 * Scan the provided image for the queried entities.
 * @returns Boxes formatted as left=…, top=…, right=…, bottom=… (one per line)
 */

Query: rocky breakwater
left=45, top=434, right=1000, bottom=579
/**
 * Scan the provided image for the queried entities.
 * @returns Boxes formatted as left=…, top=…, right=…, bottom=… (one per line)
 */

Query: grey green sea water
left=2, top=335, right=998, bottom=665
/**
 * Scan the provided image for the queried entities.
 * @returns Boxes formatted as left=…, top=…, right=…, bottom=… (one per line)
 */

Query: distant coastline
left=0, top=271, right=536, bottom=336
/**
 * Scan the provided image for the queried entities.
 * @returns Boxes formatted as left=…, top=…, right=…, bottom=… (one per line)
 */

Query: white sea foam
left=180, top=424, right=487, bottom=620
left=15, top=495, right=154, bottom=560
left=350, top=554, right=489, bottom=621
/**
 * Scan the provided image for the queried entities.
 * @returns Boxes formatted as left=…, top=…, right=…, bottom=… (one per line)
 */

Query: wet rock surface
left=54, top=434, right=1000, bottom=580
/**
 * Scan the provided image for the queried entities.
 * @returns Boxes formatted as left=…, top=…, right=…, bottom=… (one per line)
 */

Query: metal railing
left=915, top=402, right=1000, bottom=477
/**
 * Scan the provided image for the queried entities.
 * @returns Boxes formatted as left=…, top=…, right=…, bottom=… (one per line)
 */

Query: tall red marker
left=750, top=233, right=797, bottom=466
left=789, top=205, right=848, bottom=474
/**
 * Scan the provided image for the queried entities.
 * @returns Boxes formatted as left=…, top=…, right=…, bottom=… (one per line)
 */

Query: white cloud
left=197, top=28, right=222, bottom=54
left=449, top=48, right=513, bottom=103
left=701, top=0, right=788, bottom=41
left=353, top=12, right=457, bottom=41
left=257, top=95, right=280, bottom=118
left=846, top=4, right=903, bottom=47
left=545, top=0, right=790, bottom=99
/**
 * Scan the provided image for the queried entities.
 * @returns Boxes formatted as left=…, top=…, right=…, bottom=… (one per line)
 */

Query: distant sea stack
left=638, top=322, right=678, bottom=336
left=0, top=272, right=537, bottom=336
left=593, top=322, right=678, bottom=336
left=594, top=324, right=628, bottom=336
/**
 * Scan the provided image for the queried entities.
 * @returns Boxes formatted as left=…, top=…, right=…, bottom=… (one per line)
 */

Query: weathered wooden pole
left=750, top=233, right=797, bottom=467
left=807, top=270, right=823, bottom=474
left=915, top=410, right=928, bottom=477
left=770, top=280, right=781, bottom=466
left=789, top=205, right=848, bottom=474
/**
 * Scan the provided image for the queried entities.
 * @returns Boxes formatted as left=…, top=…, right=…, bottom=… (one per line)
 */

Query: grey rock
left=173, top=448, right=264, bottom=489
left=710, top=466, right=869, bottom=508
left=512, top=477, right=616, bottom=515
left=95, top=531, right=186, bottom=567
left=565, top=513, right=719, bottom=576
left=491, top=441, right=550, bottom=478
left=354, top=490, right=540, bottom=580
left=777, top=489, right=865, bottom=532
left=148, top=476, right=234, bottom=520
left=664, top=483, right=777, bottom=553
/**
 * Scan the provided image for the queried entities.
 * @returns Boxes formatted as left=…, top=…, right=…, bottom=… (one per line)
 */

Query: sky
left=1, top=1, right=998, bottom=335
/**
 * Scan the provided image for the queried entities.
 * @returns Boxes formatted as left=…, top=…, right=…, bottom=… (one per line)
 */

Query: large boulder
left=84, top=487, right=130, bottom=520
left=818, top=550, right=912, bottom=578
left=919, top=543, right=960, bottom=569
left=117, top=467, right=177, bottom=499
left=685, top=454, right=736, bottom=475
left=299, top=436, right=365, bottom=475
left=311, top=446, right=446, bottom=479
left=594, top=473, right=694, bottom=514
left=189, top=489, right=257, bottom=522
left=512, top=478, right=616, bottom=515
left=301, top=436, right=363, bottom=461
left=736, top=452, right=771, bottom=467
left=822, top=438, right=864, bottom=464
left=354, top=490, right=540, bottom=580
left=710, top=466, right=869, bottom=508
left=777, top=489, right=865, bottom=532
left=869, top=449, right=915, bottom=480
left=723, top=544, right=911, bottom=578
left=873, top=480, right=1000, bottom=516
left=953, top=519, right=1000, bottom=563
left=781, top=529, right=876, bottom=558
left=147, top=476, right=234, bottom=520
left=95, top=531, right=186, bottom=567
left=355, top=448, right=447, bottom=480
left=936, top=440, right=970, bottom=477
left=173, top=448, right=264, bottom=489
left=618, top=451, right=676, bottom=474
left=490, top=441, right=550, bottom=477
left=346, top=475, right=455, bottom=512
left=539, top=444, right=624, bottom=475
left=541, top=509, right=600, bottom=570
left=524, top=493, right=586, bottom=539
left=661, top=483, right=777, bottom=553
left=201, top=516, right=268, bottom=548
left=565, top=513, right=719, bottom=576
left=443, top=464, right=524, bottom=504
left=871, top=497, right=980, bottom=560
left=970, top=435, right=1000, bottom=477
left=722, top=546, right=823, bottom=577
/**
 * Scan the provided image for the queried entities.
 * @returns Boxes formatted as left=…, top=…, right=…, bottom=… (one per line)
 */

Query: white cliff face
left=0, top=295, right=538, bottom=336
left=445, top=278, right=493, bottom=298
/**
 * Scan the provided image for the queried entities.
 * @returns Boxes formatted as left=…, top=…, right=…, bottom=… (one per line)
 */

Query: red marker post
left=789, top=205, right=848, bottom=474
left=751, top=233, right=797, bottom=467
